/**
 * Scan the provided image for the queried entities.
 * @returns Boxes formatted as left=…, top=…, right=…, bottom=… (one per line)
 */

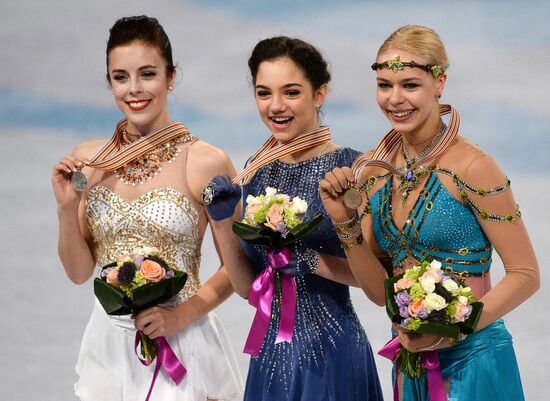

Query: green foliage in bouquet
left=94, top=268, right=187, bottom=315
left=232, top=213, right=322, bottom=249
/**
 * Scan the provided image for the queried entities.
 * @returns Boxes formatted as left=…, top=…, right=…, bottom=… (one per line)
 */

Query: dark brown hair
left=248, top=36, right=331, bottom=90
left=106, top=15, right=175, bottom=83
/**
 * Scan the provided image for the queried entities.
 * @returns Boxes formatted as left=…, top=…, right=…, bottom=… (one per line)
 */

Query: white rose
left=457, top=295, right=469, bottom=305
left=246, top=194, right=262, bottom=205
left=143, top=246, right=158, bottom=256
left=430, top=260, right=442, bottom=270
left=419, top=276, right=436, bottom=294
left=458, top=286, right=473, bottom=297
left=132, top=247, right=145, bottom=256
left=423, top=293, right=448, bottom=312
left=291, top=197, right=308, bottom=214
left=442, top=279, right=459, bottom=296
left=265, top=187, right=278, bottom=197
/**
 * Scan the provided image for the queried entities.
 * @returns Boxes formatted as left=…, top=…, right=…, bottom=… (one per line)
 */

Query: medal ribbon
left=350, top=104, right=460, bottom=184
left=84, top=119, right=191, bottom=171
left=233, top=126, right=332, bottom=185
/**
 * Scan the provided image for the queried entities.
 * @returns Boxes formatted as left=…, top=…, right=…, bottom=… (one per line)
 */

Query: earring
left=168, top=86, right=174, bottom=92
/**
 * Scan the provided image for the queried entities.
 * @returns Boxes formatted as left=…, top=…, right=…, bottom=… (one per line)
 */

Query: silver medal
left=71, top=170, right=88, bottom=192
left=343, top=188, right=362, bottom=209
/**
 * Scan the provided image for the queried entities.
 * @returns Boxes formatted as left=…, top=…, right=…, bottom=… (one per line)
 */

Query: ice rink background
left=1, top=1, right=548, bottom=400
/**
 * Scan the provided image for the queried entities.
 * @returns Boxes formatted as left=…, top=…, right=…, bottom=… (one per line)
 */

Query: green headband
left=371, top=56, right=447, bottom=78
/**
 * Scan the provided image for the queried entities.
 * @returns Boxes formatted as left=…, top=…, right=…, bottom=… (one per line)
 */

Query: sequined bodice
left=86, top=185, right=202, bottom=301
left=370, top=172, right=492, bottom=276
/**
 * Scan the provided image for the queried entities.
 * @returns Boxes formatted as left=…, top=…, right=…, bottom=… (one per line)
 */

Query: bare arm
left=463, top=154, right=540, bottom=329
left=52, top=142, right=103, bottom=284
left=319, top=166, right=388, bottom=305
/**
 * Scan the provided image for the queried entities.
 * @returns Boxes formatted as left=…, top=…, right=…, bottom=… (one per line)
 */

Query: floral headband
left=371, top=56, right=447, bottom=78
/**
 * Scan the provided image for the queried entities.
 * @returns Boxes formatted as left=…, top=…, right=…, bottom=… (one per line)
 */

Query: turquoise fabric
left=371, top=172, right=525, bottom=400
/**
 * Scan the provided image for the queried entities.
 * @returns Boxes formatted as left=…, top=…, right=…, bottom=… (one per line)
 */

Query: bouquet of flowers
left=232, top=187, right=322, bottom=249
left=232, top=187, right=322, bottom=356
left=94, top=246, right=187, bottom=362
left=382, top=259, right=483, bottom=378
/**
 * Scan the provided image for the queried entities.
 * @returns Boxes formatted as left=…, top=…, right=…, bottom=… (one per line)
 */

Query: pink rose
left=408, top=300, right=424, bottom=318
left=245, top=202, right=263, bottom=224
left=106, top=268, right=120, bottom=286
left=279, top=195, right=291, bottom=208
left=265, top=204, right=284, bottom=231
left=140, top=260, right=166, bottom=282
left=421, top=269, right=441, bottom=283
left=453, top=303, right=471, bottom=323
left=394, top=277, right=414, bottom=291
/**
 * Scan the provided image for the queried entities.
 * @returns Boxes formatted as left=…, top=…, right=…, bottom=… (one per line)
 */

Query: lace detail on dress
left=86, top=185, right=202, bottom=302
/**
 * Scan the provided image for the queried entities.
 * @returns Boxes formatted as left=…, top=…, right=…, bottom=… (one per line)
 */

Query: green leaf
left=232, top=213, right=323, bottom=249
left=93, top=278, right=132, bottom=315
left=458, top=301, right=484, bottom=334
left=94, top=270, right=188, bottom=315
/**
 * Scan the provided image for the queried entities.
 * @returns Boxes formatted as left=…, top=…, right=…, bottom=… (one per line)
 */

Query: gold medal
left=343, top=187, right=362, bottom=209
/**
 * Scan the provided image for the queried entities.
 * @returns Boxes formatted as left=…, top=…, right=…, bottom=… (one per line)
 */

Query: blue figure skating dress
left=241, top=147, right=384, bottom=401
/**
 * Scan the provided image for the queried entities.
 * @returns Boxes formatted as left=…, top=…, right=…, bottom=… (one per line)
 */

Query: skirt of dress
left=400, top=319, right=524, bottom=401
left=75, top=300, right=244, bottom=401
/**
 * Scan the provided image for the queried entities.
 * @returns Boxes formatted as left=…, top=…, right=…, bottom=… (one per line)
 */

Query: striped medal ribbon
left=70, top=119, right=190, bottom=191
left=232, top=125, right=332, bottom=185
left=343, top=104, right=460, bottom=208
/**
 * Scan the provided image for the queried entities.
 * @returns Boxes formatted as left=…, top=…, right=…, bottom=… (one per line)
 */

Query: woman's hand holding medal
left=52, top=154, right=89, bottom=209
left=319, top=166, right=361, bottom=222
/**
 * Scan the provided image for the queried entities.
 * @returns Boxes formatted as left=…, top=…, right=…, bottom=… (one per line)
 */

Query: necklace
left=114, top=129, right=194, bottom=186
left=401, top=122, right=447, bottom=168
left=397, top=122, right=447, bottom=205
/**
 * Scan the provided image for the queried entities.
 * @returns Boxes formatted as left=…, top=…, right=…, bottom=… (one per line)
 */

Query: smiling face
left=375, top=50, right=446, bottom=138
left=254, top=57, right=327, bottom=144
left=108, top=41, right=175, bottom=135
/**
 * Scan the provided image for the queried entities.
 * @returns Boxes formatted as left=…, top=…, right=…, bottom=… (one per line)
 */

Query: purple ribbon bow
left=378, top=337, right=446, bottom=401
left=244, top=247, right=297, bottom=357
left=135, top=331, right=187, bottom=401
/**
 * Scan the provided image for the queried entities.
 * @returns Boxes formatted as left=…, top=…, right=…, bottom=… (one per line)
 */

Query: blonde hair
left=377, top=25, right=449, bottom=69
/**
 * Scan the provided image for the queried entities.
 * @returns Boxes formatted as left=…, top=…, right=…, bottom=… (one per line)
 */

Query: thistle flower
left=117, top=262, right=137, bottom=287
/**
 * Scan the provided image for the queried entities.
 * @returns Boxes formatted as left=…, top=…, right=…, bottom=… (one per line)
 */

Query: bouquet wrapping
left=93, top=246, right=188, bottom=399
left=379, top=259, right=483, bottom=401
left=232, top=187, right=322, bottom=356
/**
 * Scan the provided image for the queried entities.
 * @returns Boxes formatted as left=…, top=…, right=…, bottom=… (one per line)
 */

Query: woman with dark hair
left=52, top=16, right=243, bottom=400
left=205, top=36, right=383, bottom=401
left=319, top=25, right=539, bottom=401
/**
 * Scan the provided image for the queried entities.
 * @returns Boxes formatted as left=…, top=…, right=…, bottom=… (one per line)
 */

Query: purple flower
left=399, top=305, right=410, bottom=318
left=101, top=267, right=114, bottom=278
left=417, top=308, right=429, bottom=319
left=400, top=318, right=411, bottom=328
left=464, top=304, right=473, bottom=319
left=134, top=255, right=144, bottom=268
left=164, top=270, right=174, bottom=279
left=277, top=223, right=289, bottom=238
left=395, top=291, right=411, bottom=307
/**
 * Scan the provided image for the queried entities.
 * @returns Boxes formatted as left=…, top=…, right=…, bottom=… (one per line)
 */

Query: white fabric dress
left=75, top=183, right=243, bottom=401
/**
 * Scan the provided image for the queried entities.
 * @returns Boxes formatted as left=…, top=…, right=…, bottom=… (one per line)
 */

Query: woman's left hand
left=134, top=305, right=189, bottom=339
left=396, top=327, right=452, bottom=352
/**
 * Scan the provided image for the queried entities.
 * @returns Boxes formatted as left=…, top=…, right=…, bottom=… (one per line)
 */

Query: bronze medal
left=71, top=170, right=88, bottom=192
left=343, top=187, right=362, bottom=209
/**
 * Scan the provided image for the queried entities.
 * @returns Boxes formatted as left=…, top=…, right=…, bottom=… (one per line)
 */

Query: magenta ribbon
left=244, top=247, right=297, bottom=357
left=378, top=337, right=446, bottom=401
left=134, top=331, right=187, bottom=401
